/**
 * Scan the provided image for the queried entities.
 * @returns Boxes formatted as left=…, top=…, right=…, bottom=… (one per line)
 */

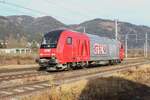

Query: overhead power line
left=0, top=0, right=73, bottom=22
left=0, top=1, right=40, bottom=16
left=0, top=0, right=48, bottom=15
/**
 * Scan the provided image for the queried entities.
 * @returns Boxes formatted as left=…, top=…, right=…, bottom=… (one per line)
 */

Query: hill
left=0, top=15, right=65, bottom=41
left=0, top=15, right=149, bottom=48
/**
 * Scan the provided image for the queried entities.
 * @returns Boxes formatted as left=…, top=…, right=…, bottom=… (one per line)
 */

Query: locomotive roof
left=44, top=29, right=119, bottom=43
left=86, top=33, right=119, bottom=43
left=87, top=33, right=109, bottom=40
left=45, top=29, right=65, bottom=34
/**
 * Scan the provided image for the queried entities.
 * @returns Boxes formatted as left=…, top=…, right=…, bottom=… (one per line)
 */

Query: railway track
left=0, top=71, right=49, bottom=82
left=0, top=67, right=38, bottom=74
left=0, top=58, right=147, bottom=82
left=0, top=57, right=145, bottom=74
left=0, top=67, right=39, bottom=78
left=0, top=60, right=149, bottom=99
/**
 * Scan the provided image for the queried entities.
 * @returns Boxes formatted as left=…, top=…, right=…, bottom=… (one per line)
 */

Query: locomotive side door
left=63, top=37, right=73, bottom=62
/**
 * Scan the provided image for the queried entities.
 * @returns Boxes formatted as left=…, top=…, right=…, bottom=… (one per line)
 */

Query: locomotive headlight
left=40, top=53, right=43, bottom=56
left=51, top=53, right=56, bottom=56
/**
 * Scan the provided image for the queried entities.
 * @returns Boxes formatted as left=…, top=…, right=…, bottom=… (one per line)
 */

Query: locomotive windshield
left=40, top=30, right=64, bottom=48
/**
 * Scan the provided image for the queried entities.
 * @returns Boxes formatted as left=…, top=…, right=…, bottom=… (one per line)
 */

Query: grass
left=113, top=64, right=150, bottom=85
left=0, top=53, right=38, bottom=65
left=21, top=64, right=150, bottom=100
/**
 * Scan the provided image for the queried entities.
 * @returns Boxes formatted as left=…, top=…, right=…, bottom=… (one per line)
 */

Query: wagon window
left=67, top=37, right=72, bottom=45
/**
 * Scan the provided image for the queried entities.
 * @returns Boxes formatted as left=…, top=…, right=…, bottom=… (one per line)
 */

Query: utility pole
left=145, top=33, right=148, bottom=58
left=144, top=43, right=145, bottom=57
left=125, top=34, right=128, bottom=58
left=83, top=27, right=86, bottom=33
left=135, top=34, right=137, bottom=43
left=115, top=19, right=118, bottom=40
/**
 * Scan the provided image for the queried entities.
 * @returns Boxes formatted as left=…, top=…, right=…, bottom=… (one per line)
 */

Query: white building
left=0, top=48, right=32, bottom=54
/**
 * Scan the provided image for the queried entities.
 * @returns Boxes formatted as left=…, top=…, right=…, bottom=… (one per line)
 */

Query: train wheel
left=71, top=62, right=77, bottom=70
left=109, top=60, right=114, bottom=65
left=83, top=61, right=89, bottom=68
left=80, top=62, right=86, bottom=69
left=115, top=60, right=118, bottom=64
left=66, top=63, right=72, bottom=71
left=118, top=59, right=121, bottom=63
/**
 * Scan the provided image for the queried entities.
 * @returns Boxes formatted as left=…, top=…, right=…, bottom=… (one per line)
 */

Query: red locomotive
left=38, top=29, right=124, bottom=70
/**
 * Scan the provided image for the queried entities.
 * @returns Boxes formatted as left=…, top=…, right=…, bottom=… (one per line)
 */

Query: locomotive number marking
left=94, top=43, right=107, bottom=55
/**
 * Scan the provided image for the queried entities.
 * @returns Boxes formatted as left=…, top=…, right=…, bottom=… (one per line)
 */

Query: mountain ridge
left=0, top=15, right=149, bottom=48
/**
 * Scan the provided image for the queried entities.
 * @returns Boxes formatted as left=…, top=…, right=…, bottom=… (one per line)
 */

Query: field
left=0, top=53, right=38, bottom=66
left=21, top=64, right=150, bottom=100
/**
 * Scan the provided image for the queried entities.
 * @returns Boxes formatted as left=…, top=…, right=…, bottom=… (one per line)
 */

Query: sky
left=0, top=0, right=149, bottom=26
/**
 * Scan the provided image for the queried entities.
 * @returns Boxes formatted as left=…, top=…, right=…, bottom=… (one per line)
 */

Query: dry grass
left=22, top=64, right=150, bottom=100
left=0, top=53, right=38, bottom=65
left=114, top=64, right=150, bottom=85
left=127, top=49, right=144, bottom=57
left=22, top=80, right=88, bottom=100
left=127, top=49, right=150, bottom=58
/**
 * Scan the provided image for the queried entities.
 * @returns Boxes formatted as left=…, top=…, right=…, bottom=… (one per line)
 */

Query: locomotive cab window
left=40, top=30, right=64, bottom=48
left=121, top=45, right=123, bottom=49
left=66, top=37, right=72, bottom=45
